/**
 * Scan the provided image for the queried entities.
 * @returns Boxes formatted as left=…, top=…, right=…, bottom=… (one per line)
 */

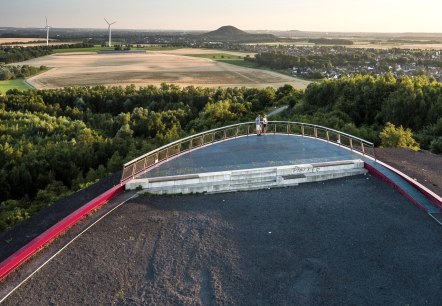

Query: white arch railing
left=120, top=121, right=376, bottom=183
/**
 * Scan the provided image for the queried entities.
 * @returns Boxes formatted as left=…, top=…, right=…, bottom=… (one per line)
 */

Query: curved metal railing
left=120, top=121, right=376, bottom=183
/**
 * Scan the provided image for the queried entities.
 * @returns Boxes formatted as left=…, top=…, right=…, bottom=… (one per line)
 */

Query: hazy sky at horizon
left=1, top=0, right=441, bottom=33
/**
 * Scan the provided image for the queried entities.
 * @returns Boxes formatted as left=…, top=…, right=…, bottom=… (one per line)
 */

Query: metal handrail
left=120, top=121, right=376, bottom=183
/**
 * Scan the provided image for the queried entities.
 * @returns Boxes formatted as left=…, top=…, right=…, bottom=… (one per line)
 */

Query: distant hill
left=200, top=26, right=280, bottom=42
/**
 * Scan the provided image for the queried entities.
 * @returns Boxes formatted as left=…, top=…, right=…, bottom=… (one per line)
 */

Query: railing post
left=236, top=127, right=238, bottom=137
left=337, top=134, right=341, bottom=145
left=190, top=138, right=193, bottom=150
left=212, top=132, right=215, bottom=143
left=314, top=127, right=318, bottom=138
left=301, top=125, right=304, bottom=136
left=287, top=124, right=289, bottom=134
left=143, top=156, right=147, bottom=171
left=273, top=123, right=276, bottom=135
left=223, top=130, right=226, bottom=140
left=247, top=125, right=250, bottom=136
left=361, top=141, right=365, bottom=154
left=326, top=131, right=329, bottom=141
left=349, top=138, right=353, bottom=150
left=131, top=164, right=136, bottom=180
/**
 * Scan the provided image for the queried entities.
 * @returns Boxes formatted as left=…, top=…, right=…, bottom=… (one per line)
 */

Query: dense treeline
left=1, top=75, right=441, bottom=231
left=0, top=43, right=94, bottom=64
left=284, top=74, right=442, bottom=150
left=0, top=84, right=280, bottom=230
left=0, top=65, right=47, bottom=80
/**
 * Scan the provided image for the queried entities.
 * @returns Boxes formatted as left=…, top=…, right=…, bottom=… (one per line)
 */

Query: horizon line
left=1, top=26, right=442, bottom=35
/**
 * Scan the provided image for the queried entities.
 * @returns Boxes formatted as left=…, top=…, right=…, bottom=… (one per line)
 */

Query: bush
left=379, top=122, right=420, bottom=151
left=430, top=137, right=442, bottom=154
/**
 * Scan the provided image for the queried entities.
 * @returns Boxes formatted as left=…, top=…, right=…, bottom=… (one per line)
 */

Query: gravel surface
left=4, top=175, right=441, bottom=306
left=376, top=148, right=442, bottom=196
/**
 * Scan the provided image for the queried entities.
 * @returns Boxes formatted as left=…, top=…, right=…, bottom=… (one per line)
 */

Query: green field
left=187, top=53, right=244, bottom=60
left=187, top=53, right=261, bottom=69
left=53, top=46, right=115, bottom=53
left=217, top=59, right=260, bottom=68
left=0, top=79, right=32, bottom=94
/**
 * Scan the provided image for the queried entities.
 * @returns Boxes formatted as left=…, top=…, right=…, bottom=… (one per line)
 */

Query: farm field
left=17, top=49, right=310, bottom=89
left=0, top=79, right=32, bottom=94
left=0, top=38, right=46, bottom=44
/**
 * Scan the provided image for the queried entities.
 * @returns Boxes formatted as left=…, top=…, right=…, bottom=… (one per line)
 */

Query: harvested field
left=17, top=51, right=310, bottom=89
left=0, top=38, right=46, bottom=44
left=3, top=175, right=441, bottom=305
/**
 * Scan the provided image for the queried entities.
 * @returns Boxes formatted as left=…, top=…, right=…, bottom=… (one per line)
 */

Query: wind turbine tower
left=104, top=18, right=117, bottom=47
left=45, top=17, right=51, bottom=46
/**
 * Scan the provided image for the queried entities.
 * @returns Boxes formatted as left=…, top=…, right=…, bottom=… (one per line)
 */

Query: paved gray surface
left=144, top=135, right=362, bottom=177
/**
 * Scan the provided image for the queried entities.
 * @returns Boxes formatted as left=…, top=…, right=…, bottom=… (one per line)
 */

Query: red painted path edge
left=364, top=162, right=442, bottom=212
left=0, top=184, right=124, bottom=282
left=2, top=160, right=441, bottom=283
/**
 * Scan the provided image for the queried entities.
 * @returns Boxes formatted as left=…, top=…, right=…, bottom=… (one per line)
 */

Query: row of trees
left=0, top=43, right=94, bottom=64
left=0, top=64, right=47, bottom=80
left=0, top=46, right=52, bottom=64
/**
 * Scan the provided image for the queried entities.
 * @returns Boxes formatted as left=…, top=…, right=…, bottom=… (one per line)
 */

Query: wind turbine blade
left=111, top=21, right=117, bottom=25
left=104, top=18, right=110, bottom=25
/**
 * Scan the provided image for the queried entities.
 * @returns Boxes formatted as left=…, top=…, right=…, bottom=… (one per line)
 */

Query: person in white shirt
left=262, top=115, right=268, bottom=134
left=255, top=115, right=261, bottom=136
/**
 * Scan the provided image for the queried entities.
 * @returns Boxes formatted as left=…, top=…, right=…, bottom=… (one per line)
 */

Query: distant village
left=235, top=44, right=442, bottom=81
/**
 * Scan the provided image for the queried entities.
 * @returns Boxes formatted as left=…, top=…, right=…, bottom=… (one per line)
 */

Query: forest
left=0, top=75, right=441, bottom=231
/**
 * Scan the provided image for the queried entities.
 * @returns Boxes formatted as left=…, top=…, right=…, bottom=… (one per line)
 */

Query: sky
left=0, top=0, right=441, bottom=33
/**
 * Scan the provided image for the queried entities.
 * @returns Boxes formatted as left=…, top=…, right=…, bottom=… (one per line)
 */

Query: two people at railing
left=255, top=115, right=268, bottom=136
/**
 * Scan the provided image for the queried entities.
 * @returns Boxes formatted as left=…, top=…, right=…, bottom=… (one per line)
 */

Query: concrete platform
left=143, top=135, right=362, bottom=178
left=139, top=134, right=441, bottom=216
left=127, top=159, right=367, bottom=195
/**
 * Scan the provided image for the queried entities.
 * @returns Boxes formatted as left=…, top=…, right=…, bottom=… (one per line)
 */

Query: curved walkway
left=143, top=134, right=442, bottom=216
left=144, top=135, right=361, bottom=177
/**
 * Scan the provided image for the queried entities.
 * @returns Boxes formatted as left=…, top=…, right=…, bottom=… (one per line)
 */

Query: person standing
left=255, top=115, right=261, bottom=136
left=262, top=115, right=268, bottom=134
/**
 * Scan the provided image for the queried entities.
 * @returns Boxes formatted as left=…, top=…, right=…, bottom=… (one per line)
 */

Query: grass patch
left=0, top=79, right=32, bottom=94
left=217, top=59, right=260, bottom=69
left=144, top=46, right=180, bottom=51
left=187, top=53, right=244, bottom=60
left=187, top=53, right=261, bottom=69
left=53, top=46, right=117, bottom=53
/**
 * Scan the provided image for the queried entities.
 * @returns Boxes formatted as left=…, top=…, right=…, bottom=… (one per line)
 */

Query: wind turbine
left=44, top=16, right=51, bottom=46
left=104, top=18, right=117, bottom=47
